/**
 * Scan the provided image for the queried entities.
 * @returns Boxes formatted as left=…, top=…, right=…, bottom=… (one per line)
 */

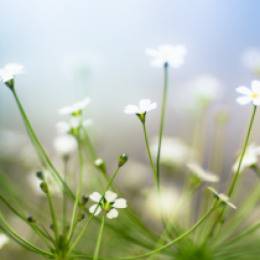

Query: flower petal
left=124, top=105, right=139, bottom=114
left=139, top=99, right=151, bottom=111
left=236, top=86, right=252, bottom=95
left=236, top=96, right=251, bottom=105
left=105, top=191, right=118, bottom=202
left=252, top=98, right=260, bottom=106
left=251, top=80, right=260, bottom=93
left=146, top=102, right=157, bottom=111
left=145, top=48, right=159, bottom=57
left=56, top=122, right=70, bottom=134
left=89, top=192, right=102, bottom=202
left=150, top=58, right=165, bottom=67
left=89, top=204, right=101, bottom=216
left=106, top=208, right=119, bottom=219
left=113, top=198, right=127, bottom=208
left=58, top=106, right=73, bottom=115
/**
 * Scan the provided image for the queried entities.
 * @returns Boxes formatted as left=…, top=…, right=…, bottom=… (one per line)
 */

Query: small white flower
left=53, top=135, right=77, bottom=157
left=56, top=118, right=92, bottom=134
left=58, top=97, right=91, bottom=115
left=236, top=80, right=260, bottom=106
left=145, top=45, right=187, bottom=68
left=89, top=190, right=127, bottom=219
left=232, top=143, right=260, bottom=173
left=0, top=63, right=25, bottom=83
left=187, top=162, right=219, bottom=183
left=0, top=234, right=9, bottom=250
left=208, top=187, right=236, bottom=209
left=124, top=99, right=156, bottom=114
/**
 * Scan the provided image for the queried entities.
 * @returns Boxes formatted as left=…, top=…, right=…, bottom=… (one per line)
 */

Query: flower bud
left=81, top=195, right=89, bottom=206
left=27, top=216, right=36, bottom=223
left=94, top=158, right=106, bottom=173
left=118, top=153, right=128, bottom=167
left=78, top=213, right=85, bottom=222
left=5, top=78, right=14, bottom=89
left=136, top=112, right=146, bottom=123
left=40, top=182, right=48, bottom=193
left=36, top=171, right=44, bottom=180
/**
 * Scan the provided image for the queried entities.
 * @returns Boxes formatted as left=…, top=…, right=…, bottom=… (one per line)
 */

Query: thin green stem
left=63, top=157, right=69, bottom=233
left=68, top=167, right=120, bottom=255
left=142, top=122, right=157, bottom=182
left=82, top=127, right=97, bottom=160
left=93, top=214, right=105, bottom=260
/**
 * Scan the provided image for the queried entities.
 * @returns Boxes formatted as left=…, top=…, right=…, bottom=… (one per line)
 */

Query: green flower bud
left=5, top=78, right=14, bottom=89
left=36, top=171, right=44, bottom=180
left=40, top=182, right=48, bottom=193
left=81, top=195, right=89, bottom=206
left=118, top=153, right=128, bottom=167
left=136, top=112, right=146, bottom=123
left=77, top=213, right=85, bottom=222
left=94, top=158, right=106, bottom=173
left=27, top=216, right=36, bottom=223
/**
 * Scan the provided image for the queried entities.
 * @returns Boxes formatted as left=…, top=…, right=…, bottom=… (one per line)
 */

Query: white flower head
left=232, top=143, right=260, bottom=173
left=58, top=97, right=91, bottom=116
left=89, top=190, right=127, bottom=219
left=53, top=134, right=77, bottom=158
left=0, top=234, right=9, bottom=250
left=187, top=162, right=219, bottom=183
left=208, top=187, right=236, bottom=209
left=56, top=117, right=92, bottom=134
left=0, top=63, right=25, bottom=83
left=236, top=80, right=260, bottom=106
left=124, top=99, right=156, bottom=115
left=145, top=45, right=187, bottom=68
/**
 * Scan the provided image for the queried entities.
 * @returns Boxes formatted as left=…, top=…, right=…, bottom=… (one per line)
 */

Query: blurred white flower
left=89, top=191, right=127, bottom=219
left=145, top=45, right=187, bottom=68
left=124, top=99, right=156, bottom=114
left=0, top=234, right=9, bottom=250
left=58, top=97, right=91, bottom=115
left=241, top=48, right=260, bottom=76
left=208, top=187, right=236, bottom=209
left=150, top=136, right=196, bottom=169
left=53, top=135, right=77, bottom=158
left=0, top=63, right=25, bottom=83
left=56, top=117, right=92, bottom=134
left=236, top=80, right=260, bottom=106
left=187, top=162, right=219, bottom=183
left=232, top=143, right=260, bottom=173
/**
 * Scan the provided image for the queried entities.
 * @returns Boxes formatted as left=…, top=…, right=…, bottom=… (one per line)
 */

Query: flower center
left=251, top=92, right=259, bottom=99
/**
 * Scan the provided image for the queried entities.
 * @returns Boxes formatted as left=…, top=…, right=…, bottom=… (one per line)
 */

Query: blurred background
left=1, top=0, right=260, bottom=258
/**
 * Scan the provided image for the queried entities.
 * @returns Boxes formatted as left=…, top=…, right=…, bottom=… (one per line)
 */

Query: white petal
left=89, top=204, right=102, bottom=216
left=5, top=63, right=25, bottom=74
left=236, top=96, right=251, bottom=105
left=70, top=116, right=81, bottom=128
left=252, top=98, right=260, bottom=106
left=1, top=73, right=14, bottom=82
left=227, top=202, right=237, bottom=209
left=58, top=106, right=73, bottom=115
left=150, top=58, right=165, bottom=67
left=251, top=80, right=260, bottom=93
left=73, top=97, right=91, bottom=111
left=145, top=48, right=159, bottom=57
left=168, top=58, right=185, bottom=68
left=236, top=86, right=252, bottom=95
left=113, top=198, right=127, bottom=208
left=89, top=192, right=102, bottom=202
left=105, top=191, right=118, bottom=202
left=253, top=146, right=260, bottom=155
left=145, top=102, right=157, bottom=111
left=139, top=99, right=151, bottom=111
left=124, top=105, right=139, bottom=114
left=106, top=208, right=119, bottom=219
left=0, top=234, right=9, bottom=249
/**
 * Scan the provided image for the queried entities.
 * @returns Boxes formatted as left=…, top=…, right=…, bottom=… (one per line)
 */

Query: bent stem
left=93, top=214, right=105, bottom=260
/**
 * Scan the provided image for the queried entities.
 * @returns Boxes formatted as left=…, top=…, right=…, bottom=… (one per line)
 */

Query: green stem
left=251, top=165, right=260, bottom=179
left=71, top=204, right=215, bottom=260
left=63, top=157, right=69, bottom=233
left=67, top=167, right=120, bottom=255
left=68, top=137, right=84, bottom=242
left=142, top=122, right=157, bottom=182
left=156, top=64, right=168, bottom=191
left=93, top=214, right=105, bottom=260
left=82, top=127, right=97, bottom=160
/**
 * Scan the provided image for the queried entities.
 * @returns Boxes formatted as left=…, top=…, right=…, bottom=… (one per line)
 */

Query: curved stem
left=93, top=214, right=105, bottom=260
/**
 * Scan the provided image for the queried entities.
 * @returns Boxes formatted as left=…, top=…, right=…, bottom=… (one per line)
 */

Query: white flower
left=236, top=80, right=260, bottom=106
left=0, top=234, right=9, bottom=250
left=0, top=63, right=25, bottom=83
left=232, top=143, right=260, bottom=173
left=208, top=187, right=236, bottom=209
left=58, top=97, right=91, bottom=115
left=187, top=162, right=219, bottom=183
left=124, top=99, right=156, bottom=114
left=145, top=45, right=187, bottom=68
left=89, top=191, right=127, bottom=219
left=53, top=135, right=77, bottom=157
left=56, top=117, right=92, bottom=134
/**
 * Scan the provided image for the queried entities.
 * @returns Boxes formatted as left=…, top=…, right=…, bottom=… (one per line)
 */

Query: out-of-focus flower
left=232, top=143, right=260, bottom=173
left=0, top=234, right=9, bottom=250
left=58, top=97, right=91, bottom=116
left=187, top=162, right=219, bottom=183
left=236, top=80, right=260, bottom=106
left=53, top=135, right=77, bottom=158
left=208, top=187, right=236, bottom=209
left=27, top=171, right=61, bottom=197
left=241, top=48, right=260, bottom=77
left=0, top=63, right=25, bottom=83
left=150, top=136, right=196, bottom=169
left=56, top=117, right=92, bottom=134
left=145, top=45, right=187, bottom=68
left=124, top=99, right=156, bottom=115
left=89, top=191, right=127, bottom=219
